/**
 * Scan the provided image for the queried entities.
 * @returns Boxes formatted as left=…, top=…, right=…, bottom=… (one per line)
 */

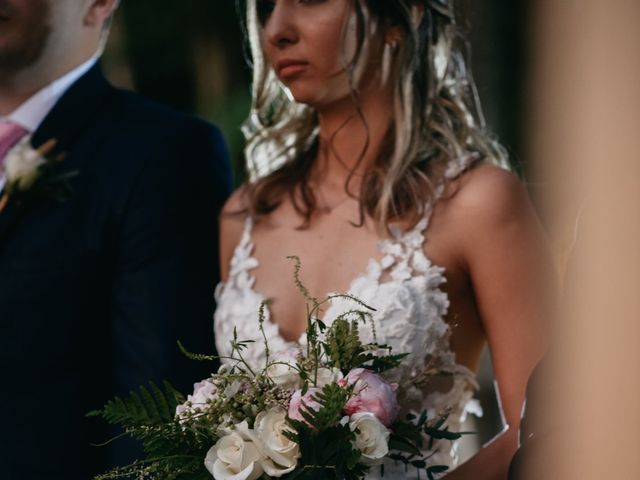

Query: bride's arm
left=443, top=164, right=557, bottom=480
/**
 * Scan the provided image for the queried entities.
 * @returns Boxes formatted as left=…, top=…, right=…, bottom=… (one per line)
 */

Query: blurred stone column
left=526, top=1, right=640, bottom=478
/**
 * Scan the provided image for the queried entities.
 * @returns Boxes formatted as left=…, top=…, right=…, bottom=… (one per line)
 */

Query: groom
left=0, top=1, right=231, bottom=478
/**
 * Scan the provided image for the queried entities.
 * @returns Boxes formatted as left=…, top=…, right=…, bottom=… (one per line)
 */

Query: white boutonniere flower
left=3, top=137, right=52, bottom=194
left=0, top=138, right=75, bottom=212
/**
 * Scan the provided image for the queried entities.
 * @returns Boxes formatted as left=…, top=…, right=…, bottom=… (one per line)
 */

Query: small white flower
left=215, top=413, right=236, bottom=437
left=315, top=367, right=343, bottom=388
left=205, top=426, right=264, bottom=480
left=253, top=408, right=300, bottom=476
left=266, top=361, right=301, bottom=391
left=4, top=137, right=46, bottom=192
left=349, top=412, right=390, bottom=465
left=224, top=380, right=243, bottom=400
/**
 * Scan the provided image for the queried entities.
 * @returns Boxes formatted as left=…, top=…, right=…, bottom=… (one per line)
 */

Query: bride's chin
left=281, top=78, right=349, bottom=107
left=283, top=85, right=322, bottom=106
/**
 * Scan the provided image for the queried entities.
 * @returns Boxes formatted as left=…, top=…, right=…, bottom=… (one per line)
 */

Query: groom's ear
left=83, top=0, right=121, bottom=28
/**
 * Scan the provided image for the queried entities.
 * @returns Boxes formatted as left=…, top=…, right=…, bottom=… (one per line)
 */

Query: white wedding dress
left=214, top=159, right=481, bottom=479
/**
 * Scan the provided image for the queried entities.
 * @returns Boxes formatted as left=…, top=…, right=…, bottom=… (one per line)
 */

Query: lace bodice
left=214, top=158, right=482, bottom=479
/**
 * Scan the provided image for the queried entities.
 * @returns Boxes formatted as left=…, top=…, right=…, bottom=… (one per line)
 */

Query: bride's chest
left=249, top=217, right=383, bottom=312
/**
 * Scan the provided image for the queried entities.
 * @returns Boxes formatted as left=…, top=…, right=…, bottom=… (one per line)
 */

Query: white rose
left=205, top=424, right=264, bottom=480
left=315, top=367, right=343, bottom=388
left=4, top=137, right=45, bottom=192
left=254, top=408, right=300, bottom=476
left=349, top=412, right=390, bottom=465
left=266, top=361, right=301, bottom=391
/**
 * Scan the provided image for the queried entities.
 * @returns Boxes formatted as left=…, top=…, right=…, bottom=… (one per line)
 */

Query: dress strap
left=378, top=217, right=434, bottom=281
left=423, top=151, right=483, bottom=228
left=376, top=154, right=481, bottom=280
left=227, top=216, right=259, bottom=285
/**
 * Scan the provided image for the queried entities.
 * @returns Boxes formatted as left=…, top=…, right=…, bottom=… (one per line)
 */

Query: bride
left=215, top=0, right=555, bottom=478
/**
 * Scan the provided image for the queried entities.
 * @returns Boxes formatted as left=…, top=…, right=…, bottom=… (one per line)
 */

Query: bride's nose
left=263, top=4, right=299, bottom=48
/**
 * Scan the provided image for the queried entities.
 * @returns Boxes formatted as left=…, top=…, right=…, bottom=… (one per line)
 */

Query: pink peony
left=287, top=388, right=322, bottom=423
left=343, top=369, right=399, bottom=427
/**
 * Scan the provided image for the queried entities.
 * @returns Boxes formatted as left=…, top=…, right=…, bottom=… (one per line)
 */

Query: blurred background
left=100, top=0, right=640, bottom=467
left=100, top=0, right=535, bottom=459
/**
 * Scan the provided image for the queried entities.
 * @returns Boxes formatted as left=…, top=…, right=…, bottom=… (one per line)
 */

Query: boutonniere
left=0, top=137, right=78, bottom=213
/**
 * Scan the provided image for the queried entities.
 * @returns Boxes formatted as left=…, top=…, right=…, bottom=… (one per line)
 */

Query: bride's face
left=258, top=0, right=361, bottom=108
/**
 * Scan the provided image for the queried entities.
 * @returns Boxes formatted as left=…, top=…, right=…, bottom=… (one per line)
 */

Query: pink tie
left=0, top=120, right=29, bottom=177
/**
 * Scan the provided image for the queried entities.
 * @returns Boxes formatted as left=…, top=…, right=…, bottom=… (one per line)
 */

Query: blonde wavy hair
left=240, top=0, right=510, bottom=229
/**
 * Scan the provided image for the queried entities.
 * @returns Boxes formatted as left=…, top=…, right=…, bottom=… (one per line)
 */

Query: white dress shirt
left=0, top=57, right=97, bottom=191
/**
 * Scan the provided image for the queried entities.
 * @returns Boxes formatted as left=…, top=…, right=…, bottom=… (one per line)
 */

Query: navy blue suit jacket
left=0, top=64, right=231, bottom=479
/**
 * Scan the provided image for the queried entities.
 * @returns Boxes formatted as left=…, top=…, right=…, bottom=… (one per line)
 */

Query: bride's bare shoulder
left=219, top=187, right=250, bottom=280
left=443, top=162, right=533, bottom=227
left=432, top=161, right=542, bottom=263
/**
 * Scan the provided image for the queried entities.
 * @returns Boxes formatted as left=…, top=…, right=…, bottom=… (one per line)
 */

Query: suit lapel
left=0, top=63, right=114, bottom=245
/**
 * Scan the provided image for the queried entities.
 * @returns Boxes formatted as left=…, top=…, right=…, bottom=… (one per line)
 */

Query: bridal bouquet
left=91, top=258, right=466, bottom=480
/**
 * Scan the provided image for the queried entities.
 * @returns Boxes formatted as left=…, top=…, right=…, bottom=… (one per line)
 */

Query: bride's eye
left=256, top=0, right=276, bottom=25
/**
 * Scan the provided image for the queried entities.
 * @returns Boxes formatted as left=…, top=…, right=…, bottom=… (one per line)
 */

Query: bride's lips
left=276, top=59, right=308, bottom=79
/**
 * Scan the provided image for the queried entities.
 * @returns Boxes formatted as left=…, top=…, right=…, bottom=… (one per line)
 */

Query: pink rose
left=287, top=388, right=322, bottom=423
left=343, top=369, right=399, bottom=427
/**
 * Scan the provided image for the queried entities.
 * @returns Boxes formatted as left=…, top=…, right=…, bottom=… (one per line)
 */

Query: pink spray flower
left=287, top=388, right=322, bottom=423
left=343, top=368, right=399, bottom=427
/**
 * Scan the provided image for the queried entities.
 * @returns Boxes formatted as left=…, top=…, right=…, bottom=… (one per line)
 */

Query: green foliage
left=94, top=456, right=211, bottom=480
left=324, top=318, right=366, bottom=374
left=88, top=382, right=215, bottom=480
left=177, top=341, right=218, bottom=362
left=324, top=317, right=409, bottom=375
left=387, top=412, right=473, bottom=479
left=284, top=384, right=365, bottom=480
left=88, top=381, right=183, bottom=427
left=285, top=423, right=367, bottom=480
left=358, top=349, right=410, bottom=374
left=306, top=383, right=352, bottom=430
left=286, top=256, right=320, bottom=308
